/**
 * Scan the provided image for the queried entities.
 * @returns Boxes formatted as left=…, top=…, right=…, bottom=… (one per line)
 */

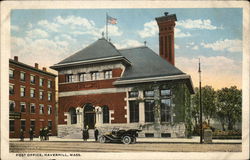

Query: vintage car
left=99, top=128, right=142, bottom=144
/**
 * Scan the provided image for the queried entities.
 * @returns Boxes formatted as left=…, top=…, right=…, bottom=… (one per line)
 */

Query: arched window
left=102, top=105, right=109, bottom=123
left=9, top=101, right=15, bottom=112
left=69, top=108, right=77, bottom=124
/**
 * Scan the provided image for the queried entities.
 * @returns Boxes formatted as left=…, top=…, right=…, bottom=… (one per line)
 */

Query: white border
left=1, top=1, right=249, bottom=160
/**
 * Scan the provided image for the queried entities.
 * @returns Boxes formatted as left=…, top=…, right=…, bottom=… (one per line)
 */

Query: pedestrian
left=94, top=127, right=99, bottom=141
left=82, top=126, right=89, bottom=142
left=29, top=128, right=34, bottom=141
left=39, top=128, right=44, bottom=141
left=44, top=127, right=49, bottom=141
left=20, top=129, right=24, bottom=141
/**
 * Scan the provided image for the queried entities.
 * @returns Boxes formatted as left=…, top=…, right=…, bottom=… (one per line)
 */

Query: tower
left=155, top=12, right=177, bottom=65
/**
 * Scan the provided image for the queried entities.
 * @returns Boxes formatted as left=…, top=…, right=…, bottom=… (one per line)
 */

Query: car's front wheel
left=122, top=136, right=131, bottom=144
left=99, top=136, right=106, bottom=143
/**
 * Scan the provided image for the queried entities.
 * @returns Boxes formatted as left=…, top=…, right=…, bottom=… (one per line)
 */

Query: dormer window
left=104, top=70, right=112, bottom=79
left=91, top=72, right=99, bottom=81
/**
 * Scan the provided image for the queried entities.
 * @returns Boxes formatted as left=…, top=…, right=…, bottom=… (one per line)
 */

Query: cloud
left=201, top=39, right=242, bottom=53
left=38, top=20, right=60, bottom=32
left=177, top=19, right=223, bottom=30
left=11, top=36, right=70, bottom=67
left=113, top=39, right=143, bottom=49
left=176, top=56, right=241, bottom=89
left=26, top=29, right=49, bottom=39
left=55, top=15, right=95, bottom=30
left=11, top=25, right=20, bottom=32
left=175, top=28, right=191, bottom=38
left=27, top=23, right=33, bottom=29
left=175, top=44, right=180, bottom=49
left=192, top=45, right=199, bottom=50
left=138, top=20, right=158, bottom=38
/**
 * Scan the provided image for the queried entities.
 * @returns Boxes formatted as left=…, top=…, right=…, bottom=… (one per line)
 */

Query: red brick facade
left=156, top=13, right=176, bottom=65
left=9, top=57, right=57, bottom=138
left=58, top=92, right=127, bottom=124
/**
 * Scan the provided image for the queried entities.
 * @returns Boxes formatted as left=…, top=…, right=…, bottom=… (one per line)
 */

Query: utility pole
left=198, top=58, right=203, bottom=144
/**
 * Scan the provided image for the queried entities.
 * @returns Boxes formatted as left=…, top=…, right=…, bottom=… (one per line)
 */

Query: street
left=10, top=141, right=241, bottom=152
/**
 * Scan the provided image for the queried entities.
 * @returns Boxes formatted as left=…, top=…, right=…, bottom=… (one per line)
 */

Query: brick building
left=9, top=56, right=57, bottom=138
left=51, top=12, right=194, bottom=138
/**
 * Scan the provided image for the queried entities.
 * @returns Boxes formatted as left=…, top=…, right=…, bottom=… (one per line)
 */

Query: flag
left=107, top=15, right=117, bottom=25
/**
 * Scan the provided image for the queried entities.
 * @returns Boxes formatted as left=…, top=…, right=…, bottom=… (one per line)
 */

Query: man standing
left=29, top=128, right=34, bottom=141
left=20, top=129, right=24, bottom=141
left=94, top=127, right=99, bottom=141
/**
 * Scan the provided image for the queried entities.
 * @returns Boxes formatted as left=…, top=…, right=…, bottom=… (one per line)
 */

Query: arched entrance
left=83, top=103, right=95, bottom=129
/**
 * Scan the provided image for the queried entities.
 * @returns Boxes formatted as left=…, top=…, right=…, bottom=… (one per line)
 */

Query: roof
left=118, top=46, right=184, bottom=80
left=10, top=59, right=56, bottom=77
left=57, top=38, right=128, bottom=64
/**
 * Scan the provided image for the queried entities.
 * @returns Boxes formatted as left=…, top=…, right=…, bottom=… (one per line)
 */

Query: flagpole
left=106, top=13, right=108, bottom=40
left=199, top=58, right=203, bottom=144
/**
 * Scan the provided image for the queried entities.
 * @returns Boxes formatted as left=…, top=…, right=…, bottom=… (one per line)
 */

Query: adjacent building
left=51, top=12, right=194, bottom=138
left=9, top=56, right=57, bottom=138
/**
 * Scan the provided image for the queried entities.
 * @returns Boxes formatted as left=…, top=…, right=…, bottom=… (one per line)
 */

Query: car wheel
left=122, top=136, right=131, bottom=144
left=131, top=137, right=136, bottom=144
left=99, top=136, right=106, bottom=143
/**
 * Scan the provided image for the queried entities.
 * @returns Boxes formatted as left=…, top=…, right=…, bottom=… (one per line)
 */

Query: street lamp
left=198, top=58, right=203, bottom=144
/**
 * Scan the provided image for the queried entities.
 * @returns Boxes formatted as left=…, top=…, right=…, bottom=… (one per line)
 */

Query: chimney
left=14, top=56, right=18, bottom=62
left=42, top=67, right=47, bottom=72
left=155, top=12, right=177, bottom=65
left=35, top=63, right=39, bottom=69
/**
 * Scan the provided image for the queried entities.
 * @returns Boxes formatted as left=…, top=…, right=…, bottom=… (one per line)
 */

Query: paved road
left=10, top=141, right=241, bottom=152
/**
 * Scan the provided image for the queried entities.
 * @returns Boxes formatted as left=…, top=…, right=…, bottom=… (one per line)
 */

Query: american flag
left=107, top=15, right=117, bottom=25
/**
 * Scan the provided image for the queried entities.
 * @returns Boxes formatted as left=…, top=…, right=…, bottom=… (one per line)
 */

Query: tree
left=191, top=86, right=216, bottom=126
left=191, top=87, right=199, bottom=128
left=201, top=86, right=216, bottom=126
left=216, top=86, right=242, bottom=130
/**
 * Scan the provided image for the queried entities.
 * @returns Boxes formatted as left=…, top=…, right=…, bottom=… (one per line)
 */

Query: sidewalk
left=10, top=136, right=242, bottom=144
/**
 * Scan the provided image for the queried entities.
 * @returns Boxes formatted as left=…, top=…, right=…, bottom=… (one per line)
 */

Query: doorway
left=84, top=103, right=95, bottom=129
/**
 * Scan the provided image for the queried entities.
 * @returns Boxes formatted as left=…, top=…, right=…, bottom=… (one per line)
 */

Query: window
left=91, top=72, right=99, bottom=80
left=48, top=80, right=52, bottom=88
left=39, top=104, right=44, bottom=114
left=39, top=78, right=44, bottom=86
left=145, top=100, right=154, bottom=122
left=21, top=120, right=26, bottom=131
left=30, top=103, right=36, bottom=113
left=48, top=120, right=52, bottom=130
left=30, top=120, right=35, bottom=131
left=20, top=72, right=25, bottom=81
left=9, top=69, right=14, bottom=78
left=30, top=88, right=35, bottom=98
left=39, top=90, right=44, bottom=100
left=144, top=90, right=154, bottom=97
left=20, top=102, right=26, bottom=113
left=129, top=91, right=139, bottom=98
left=69, top=108, right=77, bottom=124
left=48, top=105, right=52, bottom=115
left=10, top=120, right=15, bottom=132
left=161, top=99, right=171, bottom=122
left=160, top=89, right=171, bottom=96
left=78, top=73, right=85, bottom=82
left=102, top=106, right=109, bottom=123
left=9, top=101, right=15, bottom=112
left=66, top=74, right=74, bottom=82
left=30, top=75, right=35, bottom=84
left=104, top=70, right=112, bottom=79
left=48, top=92, right=52, bottom=101
left=9, top=84, right=14, bottom=95
left=129, top=101, right=139, bottom=123
left=20, top=86, right=25, bottom=97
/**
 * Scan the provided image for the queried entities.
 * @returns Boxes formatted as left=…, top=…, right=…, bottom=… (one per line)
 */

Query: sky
left=10, top=8, right=242, bottom=89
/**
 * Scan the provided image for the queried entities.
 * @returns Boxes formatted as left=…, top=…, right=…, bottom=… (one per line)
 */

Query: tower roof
left=58, top=38, right=124, bottom=64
